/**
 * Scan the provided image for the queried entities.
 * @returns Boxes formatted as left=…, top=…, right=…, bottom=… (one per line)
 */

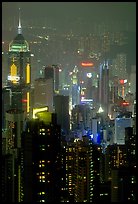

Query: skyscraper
left=5, top=13, right=32, bottom=117
left=21, top=107, right=61, bottom=202
left=99, top=61, right=109, bottom=116
left=2, top=109, right=25, bottom=202
left=54, top=95, right=70, bottom=135
left=8, top=14, right=31, bottom=86
left=33, top=78, right=54, bottom=112
left=114, top=117, right=132, bottom=144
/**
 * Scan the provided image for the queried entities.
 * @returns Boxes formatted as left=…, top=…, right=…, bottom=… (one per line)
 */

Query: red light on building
left=22, top=99, right=28, bottom=103
left=120, top=79, right=124, bottom=84
left=121, top=101, right=129, bottom=106
left=119, top=79, right=127, bottom=84
left=81, top=62, right=94, bottom=67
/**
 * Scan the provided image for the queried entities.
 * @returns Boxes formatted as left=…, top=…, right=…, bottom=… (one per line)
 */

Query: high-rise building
left=5, top=109, right=25, bottom=149
left=65, top=136, right=101, bottom=202
left=71, top=104, right=91, bottom=132
left=114, top=117, right=132, bottom=144
left=104, top=144, right=127, bottom=183
left=111, top=53, right=127, bottom=80
left=44, top=65, right=59, bottom=93
left=70, top=65, right=80, bottom=107
left=33, top=78, right=54, bottom=112
left=99, top=61, right=109, bottom=116
left=21, top=107, right=61, bottom=202
left=129, top=65, right=136, bottom=97
left=111, top=167, right=136, bottom=202
left=54, top=95, right=70, bottom=135
left=5, top=14, right=32, bottom=118
left=2, top=86, right=11, bottom=129
left=125, top=127, right=136, bottom=168
left=8, top=16, right=31, bottom=86
left=2, top=109, right=25, bottom=202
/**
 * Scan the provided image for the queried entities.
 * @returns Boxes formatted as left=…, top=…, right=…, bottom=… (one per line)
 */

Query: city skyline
left=2, top=2, right=136, bottom=202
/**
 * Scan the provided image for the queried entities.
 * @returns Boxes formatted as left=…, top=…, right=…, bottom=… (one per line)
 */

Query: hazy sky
left=2, top=2, right=136, bottom=32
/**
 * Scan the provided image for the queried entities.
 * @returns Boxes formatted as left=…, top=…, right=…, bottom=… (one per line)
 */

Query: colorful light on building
left=33, top=106, right=49, bottom=119
left=26, top=63, right=30, bottom=84
left=119, top=79, right=127, bottom=84
left=121, top=101, right=129, bottom=106
left=81, top=62, right=94, bottom=67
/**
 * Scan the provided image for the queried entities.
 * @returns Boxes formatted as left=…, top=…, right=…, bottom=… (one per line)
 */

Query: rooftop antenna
left=18, top=8, right=22, bottom=34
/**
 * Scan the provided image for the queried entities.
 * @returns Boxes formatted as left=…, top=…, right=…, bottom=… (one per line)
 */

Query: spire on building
left=18, top=8, right=22, bottom=34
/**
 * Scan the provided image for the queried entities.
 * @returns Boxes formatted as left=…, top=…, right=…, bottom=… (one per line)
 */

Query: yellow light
left=33, top=107, right=49, bottom=119
left=10, top=63, right=17, bottom=84
left=27, top=92, right=30, bottom=113
left=26, top=63, right=30, bottom=84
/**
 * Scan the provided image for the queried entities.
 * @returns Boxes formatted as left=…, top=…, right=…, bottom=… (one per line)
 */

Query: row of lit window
left=38, top=192, right=45, bottom=195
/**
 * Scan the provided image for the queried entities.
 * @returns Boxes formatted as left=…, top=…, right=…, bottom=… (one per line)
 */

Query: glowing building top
left=9, top=8, right=29, bottom=52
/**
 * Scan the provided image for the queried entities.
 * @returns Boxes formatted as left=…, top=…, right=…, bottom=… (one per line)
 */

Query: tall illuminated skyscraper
left=5, top=11, right=32, bottom=117
left=8, top=11, right=31, bottom=85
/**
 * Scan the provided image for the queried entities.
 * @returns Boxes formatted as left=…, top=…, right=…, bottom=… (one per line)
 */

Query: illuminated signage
left=121, top=102, right=129, bottom=106
left=7, top=75, right=20, bottom=81
left=33, top=106, right=49, bottom=119
left=81, top=62, right=94, bottom=67
left=81, top=98, right=93, bottom=102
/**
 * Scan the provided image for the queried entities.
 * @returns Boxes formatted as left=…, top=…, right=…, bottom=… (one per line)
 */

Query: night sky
left=2, top=2, right=136, bottom=73
left=2, top=2, right=136, bottom=33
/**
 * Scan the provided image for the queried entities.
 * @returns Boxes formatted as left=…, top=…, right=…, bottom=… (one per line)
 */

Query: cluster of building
left=2, top=17, right=136, bottom=202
